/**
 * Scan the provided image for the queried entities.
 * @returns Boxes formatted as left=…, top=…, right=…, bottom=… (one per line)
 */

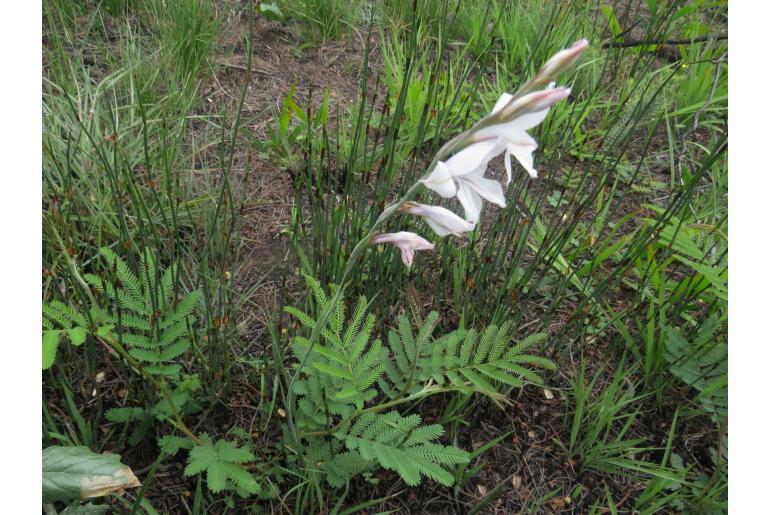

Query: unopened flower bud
left=500, top=85, right=571, bottom=122
left=539, top=39, right=589, bottom=80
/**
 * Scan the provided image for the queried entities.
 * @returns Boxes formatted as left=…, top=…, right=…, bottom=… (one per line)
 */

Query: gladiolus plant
left=283, top=39, right=589, bottom=447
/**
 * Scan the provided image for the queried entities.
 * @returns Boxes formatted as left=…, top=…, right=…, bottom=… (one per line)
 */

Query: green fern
left=158, top=434, right=196, bottom=457
left=285, top=277, right=387, bottom=430
left=42, top=300, right=90, bottom=369
left=336, top=411, right=470, bottom=486
left=383, top=315, right=555, bottom=398
left=183, top=435, right=262, bottom=497
left=284, top=280, right=554, bottom=488
left=664, top=314, right=727, bottom=418
left=84, top=247, right=201, bottom=379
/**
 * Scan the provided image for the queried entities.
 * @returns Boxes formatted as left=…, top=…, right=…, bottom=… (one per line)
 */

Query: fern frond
left=664, top=321, right=727, bottom=418
left=160, top=264, right=177, bottom=308
left=342, top=296, right=368, bottom=352
left=118, top=332, right=156, bottom=348
left=159, top=320, right=189, bottom=347
left=291, top=335, right=347, bottom=365
left=338, top=411, right=469, bottom=487
left=312, top=361, right=353, bottom=380
left=385, top=325, right=553, bottom=398
left=303, top=274, right=328, bottom=311
left=139, top=247, right=158, bottom=304
left=44, top=300, right=88, bottom=329
left=349, top=313, right=375, bottom=363
left=161, top=290, right=202, bottom=329
left=474, top=325, right=498, bottom=365
left=389, top=327, right=411, bottom=379
left=88, top=250, right=201, bottom=379
left=100, top=247, right=143, bottom=304
left=398, top=315, right=417, bottom=362
left=158, top=339, right=191, bottom=362
left=107, top=313, right=152, bottom=332
left=158, top=434, right=195, bottom=456
left=459, top=329, right=475, bottom=366
left=510, top=332, right=548, bottom=355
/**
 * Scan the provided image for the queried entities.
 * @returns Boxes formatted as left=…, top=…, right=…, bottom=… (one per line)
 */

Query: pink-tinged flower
left=418, top=41, right=587, bottom=222
left=475, top=83, right=571, bottom=183
left=496, top=84, right=572, bottom=122
left=539, top=39, right=589, bottom=80
left=372, top=231, right=435, bottom=266
left=403, top=202, right=476, bottom=237
left=421, top=139, right=507, bottom=223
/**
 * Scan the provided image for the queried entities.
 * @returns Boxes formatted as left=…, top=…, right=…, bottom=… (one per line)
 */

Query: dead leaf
left=512, top=475, right=522, bottom=489
left=548, top=497, right=566, bottom=510
left=80, top=468, right=141, bottom=499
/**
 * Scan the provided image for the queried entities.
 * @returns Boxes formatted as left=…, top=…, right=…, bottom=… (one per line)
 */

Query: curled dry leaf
left=42, top=446, right=141, bottom=504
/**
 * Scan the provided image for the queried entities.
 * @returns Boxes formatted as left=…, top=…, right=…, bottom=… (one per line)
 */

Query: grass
left=42, top=0, right=728, bottom=512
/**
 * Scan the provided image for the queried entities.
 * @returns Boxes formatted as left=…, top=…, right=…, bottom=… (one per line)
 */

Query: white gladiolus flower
left=403, top=202, right=476, bottom=237
left=415, top=40, right=586, bottom=226
left=453, top=164, right=507, bottom=223
left=421, top=139, right=506, bottom=222
left=420, top=85, right=570, bottom=221
left=371, top=231, right=435, bottom=266
left=476, top=83, right=571, bottom=183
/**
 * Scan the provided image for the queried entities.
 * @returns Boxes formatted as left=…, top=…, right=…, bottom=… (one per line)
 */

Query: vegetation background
left=40, top=0, right=727, bottom=512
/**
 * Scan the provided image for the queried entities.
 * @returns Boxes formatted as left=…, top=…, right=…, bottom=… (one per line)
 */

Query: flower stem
left=282, top=123, right=475, bottom=448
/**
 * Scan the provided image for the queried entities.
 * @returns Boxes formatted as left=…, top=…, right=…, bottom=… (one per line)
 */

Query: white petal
left=400, top=247, right=415, bottom=266
left=445, top=139, right=503, bottom=177
left=456, top=183, right=483, bottom=223
left=458, top=173, right=507, bottom=208
left=372, top=231, right=433, bottom=249
left=492, top=93, right=514, bottom=115
left=421, top=161, right=457, bottom=198
left=372, top=231, right=434, bottom=266
left=506, top=136, right=538, bottom=178
left=408, top=203, right=475, bottom=237
left=504, top=148, right=513, bottom=185
left=476, top=109, right=549, bottom=142
left=509, top=107, right=550, bottom=131
left=423, top=218, right=453, bottom=237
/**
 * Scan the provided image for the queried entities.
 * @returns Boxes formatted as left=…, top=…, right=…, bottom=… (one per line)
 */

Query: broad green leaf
left=68, top=326, right=87, bottom=346
left=206, top=462, right=227, bottom=492
left=42, top=446, right=141, bottom=503
left=43, top=330, right=61, bottom=370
